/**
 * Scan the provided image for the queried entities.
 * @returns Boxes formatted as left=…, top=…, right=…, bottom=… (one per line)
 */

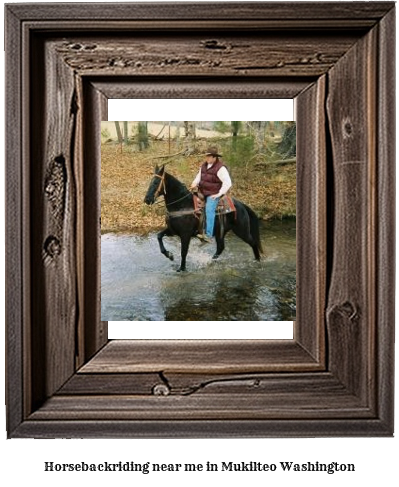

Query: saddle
left=192, top=192, right=236, bottom=234
left=193, top=192, right=236, bottom=215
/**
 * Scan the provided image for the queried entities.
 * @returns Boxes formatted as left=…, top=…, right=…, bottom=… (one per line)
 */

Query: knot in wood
left=201, top=39, right=227, bottom=50
left=152, top=383, right=170, bottom=396
left=328, top=301, right=359, bottom=323
left=343, top=119, right=353, bottom=137
left=45, top=156, right=66, bottom=223
left=108, top=58, right=126, bottom=68
left=44, top=236, right=61, bottom=258
left=84, top=44, right=97, bottom=51
left=45, top=182, right=56, bottom=196
left=339, top=301, right=358, bottom=321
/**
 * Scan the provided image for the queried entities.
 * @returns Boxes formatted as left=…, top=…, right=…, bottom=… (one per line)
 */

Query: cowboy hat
left=205, top=146, right=222, bottom=157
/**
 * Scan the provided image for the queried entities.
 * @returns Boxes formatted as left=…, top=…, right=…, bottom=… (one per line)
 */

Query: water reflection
left=101, top=220, right=296, bottom=321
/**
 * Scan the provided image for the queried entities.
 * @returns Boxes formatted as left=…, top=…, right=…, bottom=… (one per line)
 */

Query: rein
left=153, top=173, right=166, bottom=199
left=153, top=173, right=193, bottom=208
left=165, top=192, right=193, bottom=208
left=167, top=208, right=200, bottom=218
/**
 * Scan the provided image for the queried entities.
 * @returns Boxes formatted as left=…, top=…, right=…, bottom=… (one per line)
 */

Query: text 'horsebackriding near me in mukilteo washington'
left=144, top=147, right=263, bottom=272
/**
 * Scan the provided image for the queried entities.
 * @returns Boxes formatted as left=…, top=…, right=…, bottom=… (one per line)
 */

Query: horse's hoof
left=177, top=267, right=186, bottom=272
left=167, top=252, right=174, bottom=261
left=212, top=254, right=220, bottom=260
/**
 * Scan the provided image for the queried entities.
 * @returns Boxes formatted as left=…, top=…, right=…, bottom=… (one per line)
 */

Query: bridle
left=152, top=171, right=192, bottom=209
left=153, top=172, right=166, bottom=200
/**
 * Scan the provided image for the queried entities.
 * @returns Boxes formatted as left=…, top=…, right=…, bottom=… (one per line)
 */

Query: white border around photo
left=106, top=100, right=295, bottom=338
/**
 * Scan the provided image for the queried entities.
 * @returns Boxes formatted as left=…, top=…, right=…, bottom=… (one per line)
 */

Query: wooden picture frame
left=5, top=2, right=395, bottom=438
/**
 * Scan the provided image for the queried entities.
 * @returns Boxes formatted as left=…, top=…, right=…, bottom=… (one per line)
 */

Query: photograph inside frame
left=101, top=121, right=296, bottom=321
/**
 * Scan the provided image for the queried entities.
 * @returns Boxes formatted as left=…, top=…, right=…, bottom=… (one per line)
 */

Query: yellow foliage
left=101, top=143, right=296, bottom=233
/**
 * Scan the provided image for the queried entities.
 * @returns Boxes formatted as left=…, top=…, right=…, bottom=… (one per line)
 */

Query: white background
left=1, top=1, right=397, bottom=486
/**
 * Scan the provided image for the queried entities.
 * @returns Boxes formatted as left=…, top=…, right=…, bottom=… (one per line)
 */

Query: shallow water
left=101, top=219, right=296, bottom=321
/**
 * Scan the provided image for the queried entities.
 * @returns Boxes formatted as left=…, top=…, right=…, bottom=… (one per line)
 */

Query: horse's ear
left=154, top=164, right=159, bottom=173
left=159, top=164, right=165, bottom=174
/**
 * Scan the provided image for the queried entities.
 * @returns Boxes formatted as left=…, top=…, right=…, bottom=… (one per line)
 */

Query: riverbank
left=101, top=142, right=296, bottom=234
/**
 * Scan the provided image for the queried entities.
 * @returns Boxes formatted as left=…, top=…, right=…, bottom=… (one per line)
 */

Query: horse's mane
left=165, top=172, right=190, bottom=196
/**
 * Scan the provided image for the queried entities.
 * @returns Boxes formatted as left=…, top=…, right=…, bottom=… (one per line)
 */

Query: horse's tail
left=242, top=203, right=264, bottom=255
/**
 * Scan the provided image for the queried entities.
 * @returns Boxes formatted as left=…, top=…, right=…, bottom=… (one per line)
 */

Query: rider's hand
left=210, top=194, right=219, bottom=200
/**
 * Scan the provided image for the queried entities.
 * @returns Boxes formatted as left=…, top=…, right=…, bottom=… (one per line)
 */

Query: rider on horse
left=190, top=146, right=232, bottom=243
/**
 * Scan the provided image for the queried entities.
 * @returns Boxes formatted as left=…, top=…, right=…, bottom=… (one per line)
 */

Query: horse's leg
left=231, top=219, right=261, bottom=261
left=157, top=228, right=174, bottom=261
left=177, top=233, right=191, bottom=272
left=213, top=234, right=225, bottom=260
left=212, top=217, right=226, bottom=260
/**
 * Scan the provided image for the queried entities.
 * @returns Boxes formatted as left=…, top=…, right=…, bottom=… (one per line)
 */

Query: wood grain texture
left=61, top=371, right=354, bottom=397
left=58, top=372, right=162, bottom=395
left=93, top=79, right=323, bottom=365
left=82, top=82, right=108, bottom=360
left=326, top=27, right=377, bottom=405
left=7, top=2, right=394, bottom=22
left=73, top=73, right=85, bottom=369
left=5, top=2, right=395, bottom=438
left=295, top=76, right=326, bottom=363
left=92, top=79, right=311, bottom=100
left=22, top=19, right=385, bottom=32
left=54, top=34, right=360, bottom=78
left=5, top=5, right=24, bottom=436
left=80, top=340, right=320, bottom=374
left=13, top=418, right=391, bottom=439
left=34, top=371, right=375, bottom=422
left=376, top=7, right=395, bottom=432
left=30, top=37, right=79, bottom=407
left=29, top=392, right=371, bottom=421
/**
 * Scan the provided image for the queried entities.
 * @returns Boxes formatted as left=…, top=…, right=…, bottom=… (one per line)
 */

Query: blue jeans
left=205, top=196, right=219, bottom=237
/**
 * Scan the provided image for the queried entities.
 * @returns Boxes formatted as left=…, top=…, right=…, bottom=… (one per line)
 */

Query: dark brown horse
left=144, top=165, right=263, bottom=271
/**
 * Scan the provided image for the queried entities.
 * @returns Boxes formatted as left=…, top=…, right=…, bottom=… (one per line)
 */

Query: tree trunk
left=138, top=122, right=149, bottom=151
left=114, top=122, right=123, bottom=144
left=123, top=121, right=129, bottom=145
left=278, top=121, right=296, bottom=158
left=183, top=121, right=196, bottom=154
left=231, top=121, right=240, bottom=151
left=175, top=121, right=181, bottom=149
left=248, top=121, right=264, bottom=153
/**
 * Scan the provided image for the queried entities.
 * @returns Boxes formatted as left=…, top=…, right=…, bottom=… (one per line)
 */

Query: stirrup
left=197, top=234, right=212, bottom=244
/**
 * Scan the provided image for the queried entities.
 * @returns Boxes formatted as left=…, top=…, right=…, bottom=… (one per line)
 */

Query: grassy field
left=101, top=141, right=296, bottom=234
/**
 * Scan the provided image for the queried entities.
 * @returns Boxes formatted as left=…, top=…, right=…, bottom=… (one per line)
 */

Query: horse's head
left=144, top=165, right=165, bottom=205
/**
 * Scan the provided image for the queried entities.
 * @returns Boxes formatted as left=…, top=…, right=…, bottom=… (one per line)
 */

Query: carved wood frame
left=5, top=2, right=395, bottom=437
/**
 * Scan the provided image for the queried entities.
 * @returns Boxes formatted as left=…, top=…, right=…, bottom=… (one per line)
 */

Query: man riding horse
left=190, top=147, right=232, bottom=243
left=144, top=150, right=262, bottom=272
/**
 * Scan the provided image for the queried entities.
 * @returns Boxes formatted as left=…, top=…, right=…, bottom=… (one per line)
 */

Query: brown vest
left=198, top=159, right=224, bottom=196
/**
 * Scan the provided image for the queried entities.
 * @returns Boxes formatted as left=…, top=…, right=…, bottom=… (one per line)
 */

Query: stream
left=101, top=219, right=296, bottom=321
